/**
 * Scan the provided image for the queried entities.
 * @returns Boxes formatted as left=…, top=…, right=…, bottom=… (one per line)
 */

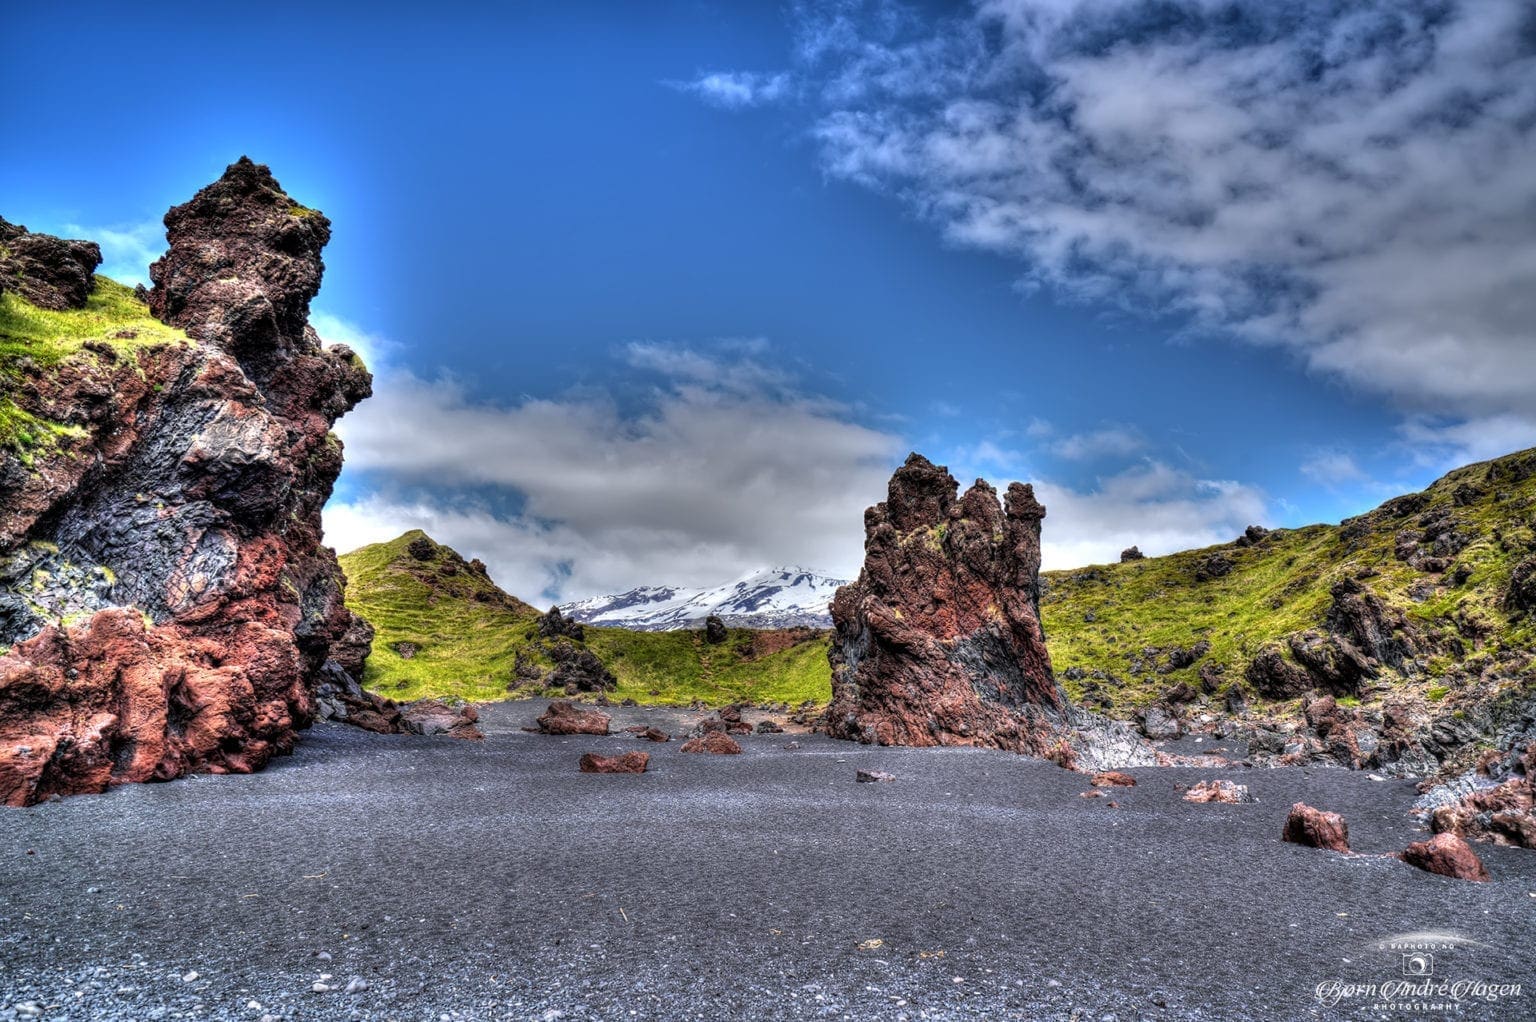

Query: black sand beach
left=1, top=702, right=1530, bottom=1021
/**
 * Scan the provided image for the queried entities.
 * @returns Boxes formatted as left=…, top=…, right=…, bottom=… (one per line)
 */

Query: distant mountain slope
left=560, top=567, right=846, bottom=630
left=339, top=532, right=830, bottom=706
left=1041, top=447, right=1536, bottom=737
left=342, top=447, right=1536, bottom=765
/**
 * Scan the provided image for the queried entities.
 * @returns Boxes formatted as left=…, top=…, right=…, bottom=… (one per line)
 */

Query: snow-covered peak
left=560, top=566, right=847, bottom=631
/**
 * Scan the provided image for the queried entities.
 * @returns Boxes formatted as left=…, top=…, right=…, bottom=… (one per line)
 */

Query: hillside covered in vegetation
left=340, top=448, right=1536, bottom=753
left=338, top=531, right=830, bottom=707
left=1042, top=447, right=1536, bottom=724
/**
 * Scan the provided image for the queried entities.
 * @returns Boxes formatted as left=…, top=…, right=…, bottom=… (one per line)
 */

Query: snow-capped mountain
left=560, top=567, right=847, bottom=631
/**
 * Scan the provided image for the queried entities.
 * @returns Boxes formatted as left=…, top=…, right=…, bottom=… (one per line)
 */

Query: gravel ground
left=1, top=700, right=1531, bottom=1022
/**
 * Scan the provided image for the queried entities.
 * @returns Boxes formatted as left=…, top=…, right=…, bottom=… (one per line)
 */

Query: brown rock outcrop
left=1428, top=742, right=1536, bottom=848
left=579, top=751, right=650, bottom=774
left=824, top=454, right=1062, bottom=753
left=1282, top=803, right=1350, bottom=852
left=0, top=158, right=372, bottom=807
left=535, top=700, right=611, bottom=736
left=0, top=218, right=102, bottom=311
left=1401, top=832, right=1489, bottom=882
left=1091, top=771, right=1137, bottom=788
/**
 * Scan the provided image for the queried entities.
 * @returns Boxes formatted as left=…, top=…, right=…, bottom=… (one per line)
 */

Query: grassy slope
left=0, top=277, right=188, bottom=458
left=339, top=531, right=830, bottom=706
left=344, top=450, right=1536, bottom=716
left=1041, top=448, right=1536, bottom=714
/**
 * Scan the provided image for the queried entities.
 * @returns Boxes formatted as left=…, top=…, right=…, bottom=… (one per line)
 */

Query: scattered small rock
left=1183, top=779, right=1255, bottom=804
left=578, top=751, right=650, bottom=774
left=533, top=700, right=611, bottom=736
left=680, top=731, right=742, bottom=755
left=856, top=769, right=896, bottom=783
left=1401, top=832, right=1490, bottom=882
left=345, top=977, right=370, bottom=994
left=1282, top=802, right=1350, bottom=852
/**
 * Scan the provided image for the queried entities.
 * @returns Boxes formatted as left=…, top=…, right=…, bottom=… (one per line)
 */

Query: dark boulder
left=704, top=615, right=728, bottom=644
left=1505, top=557, right=1536, bottom=613
left=0, top=217, right=102, bottom=311
left=1119, top=546, right=1146, bottom=562
left=1193, top=553, right=1234, bottom=582
left=1246, top=646, right=1313, bottom=699
left=547, top=640, right=615, bottom=692
left=1234, top=525, right=1270, bottom=548
left=537, top=605, right=585, bottom=642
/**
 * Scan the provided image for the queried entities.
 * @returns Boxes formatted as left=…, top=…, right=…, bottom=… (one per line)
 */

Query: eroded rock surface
left=534, top=700, right=611, bottom=736
left=680, top=731, right=742, bottom=755
left=1282, top=803, right=1350, bottom=853
left=1184, top=780, right=1255, bottom=804
left=0, top=158, right=372, bottom=806
left=1401, top=832, right=1489, bottom=882
left=824, top=454, right=1062, bottom=753
left=579, top=751, right=649, bottom=774
left=0, top=218, right=102, bottom=311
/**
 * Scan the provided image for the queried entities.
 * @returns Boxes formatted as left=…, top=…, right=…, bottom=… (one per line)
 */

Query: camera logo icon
left=1402, top=953, right=1435, bottom=977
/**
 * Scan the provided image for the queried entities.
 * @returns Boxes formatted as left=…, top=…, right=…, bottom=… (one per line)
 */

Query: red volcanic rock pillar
left=824, top=453, right=1064, bottom=752
left=0, top=158, right=372, bottom=806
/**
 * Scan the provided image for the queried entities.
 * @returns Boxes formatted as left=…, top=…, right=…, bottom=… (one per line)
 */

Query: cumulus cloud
left=1300, top=450, right=1370, bottom=490
left=719, top=0, right=1536, bottom=452
left=321, top=316, right=1272, bottom=597
left=669, top=70, right=792, bottom=109
left=1035, top=465, right=1267, bottom=569
left=64, top=219, right=163, bottom=287
left=1029, top=421, right=1146, bottom=461
left=325, top=336, right=903, bottom=600
left=946, top=443, right=1269, bottom=567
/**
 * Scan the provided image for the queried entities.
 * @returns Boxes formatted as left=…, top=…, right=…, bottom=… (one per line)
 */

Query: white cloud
left=1050, top=425, right=1145, bottom=462
left=326, top=337, right=903, bottom=601
left=669, top=70, right=792, bottom=109
left=1300, top=450, right=1369, bottom=490
left=741, top=0, right=1536, bottom=434
left=311, top=310, right=401, bottom=371
left=1397, top=413, right=1536, bottom=472
left=943, top=449, right=1270, bottom=569
left=323, top=315, right=1271, bottom=596
left=65, top=220, right=163, bottom=287
left=1035, top=464, right=1269, bottom=570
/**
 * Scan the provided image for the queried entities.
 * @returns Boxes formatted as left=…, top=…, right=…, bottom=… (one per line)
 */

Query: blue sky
left=4, top=0, right=1533, bottom=601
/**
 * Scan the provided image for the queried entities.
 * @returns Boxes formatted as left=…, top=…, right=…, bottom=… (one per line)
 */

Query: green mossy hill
left=1040, top=447, right=1536, bottom=717
left=0, top=276, right=191, bottom=458
left=339, top=531, right=832, bottom=707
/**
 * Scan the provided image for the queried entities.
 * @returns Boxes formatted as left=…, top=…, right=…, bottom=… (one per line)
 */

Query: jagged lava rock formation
left=825, top=454, right=1064, bottom=753
left=0, top=158, right=373, bottom=806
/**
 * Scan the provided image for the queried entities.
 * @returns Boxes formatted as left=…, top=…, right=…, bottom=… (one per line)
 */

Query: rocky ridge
left=824, top=453, right=1153, bottom=769
left=0, top=158, right=376, bottom=806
